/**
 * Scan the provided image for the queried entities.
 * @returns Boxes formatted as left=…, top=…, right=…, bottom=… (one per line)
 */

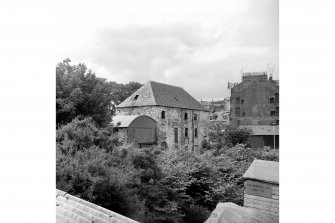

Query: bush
left=208, top=121, right=253, bottom=150
left=56, top=117, right=278, bottom=223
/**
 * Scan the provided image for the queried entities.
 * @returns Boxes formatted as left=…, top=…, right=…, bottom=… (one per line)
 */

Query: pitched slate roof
left=56, top=189, right=139, bottom=223
left=117, top=81, right=208, bottom=111
left=243, top=160, right=279, bottom=184
left=242, top=125, right=279, bottom=136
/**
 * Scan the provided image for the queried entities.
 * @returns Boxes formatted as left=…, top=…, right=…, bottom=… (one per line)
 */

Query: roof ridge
left=147, top=81, right=157, bottom=105
left=148, top=80, right=183, bottom=89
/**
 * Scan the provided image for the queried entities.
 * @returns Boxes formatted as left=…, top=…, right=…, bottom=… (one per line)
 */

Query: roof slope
left=242, top=125, right=279, bottom=136
left=111, top=115, right=141, bottom=127
left=243, top=160, right=279, bottom=184
left=56, top=189, right=139, bottom=223
left=117, top=81, right=208, bottom=111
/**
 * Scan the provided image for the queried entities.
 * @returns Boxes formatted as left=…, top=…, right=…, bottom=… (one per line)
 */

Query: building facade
left=230, top=72, right=279, bottom=125
left=243, top=160, right=279, bottom=220
left=115, top=81, right=210, bottom=151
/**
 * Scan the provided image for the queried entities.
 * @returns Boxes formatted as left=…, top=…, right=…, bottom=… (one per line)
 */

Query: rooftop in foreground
left=56, top=189, right=139, bottom=223
left=243, top=159, right=279, bottom=184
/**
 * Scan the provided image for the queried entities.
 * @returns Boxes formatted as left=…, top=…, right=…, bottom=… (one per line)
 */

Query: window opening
left=236, top=107, right=240, bottom=117
left=236, top=97, right=240, bottom=104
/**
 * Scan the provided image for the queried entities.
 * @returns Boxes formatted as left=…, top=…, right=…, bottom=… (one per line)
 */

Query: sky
left=56, top=0, right=278, bottom=101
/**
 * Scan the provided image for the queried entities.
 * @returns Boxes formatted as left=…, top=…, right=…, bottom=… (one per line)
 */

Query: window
left=276, top=120, right=279, bottom=125
left=236, top=97, right=240, bottom=104
left=275, top=93, right=279, bottom=104
left=236, top=107, right=240, bottom=117
left=193, top=114, right=197, bottom=120
left=184, top=112, right=188, bottom=120
left=276, top=107, right=279, bottom=116
left=134, top=95, right=139, bottom=100
left=161, top=111, right=165, bottom=119
left=241, top=100, right=244, bottom=104
left=195, top=128, right=198, bottom=138
left=185, top=128, right=188, bottom=138
left=174, top=128, right=178, bottom=143
left=271, top=111, right=276, bottom=116
left=269, top=97, right=274, bottom=103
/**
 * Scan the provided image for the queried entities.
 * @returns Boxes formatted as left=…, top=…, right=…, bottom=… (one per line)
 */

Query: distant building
left=209, top=110, right=230, bottom=125
left=230, top=72, right=279, bottom=125
left=200, top=99, right=229, bottom=112
left=115, top=81, right=210, bottom=150
left=200, top=100, right=214, bottom=111
left=200, top=99, right=231, bottom=125
left=243, top=125, right=279, bottom=149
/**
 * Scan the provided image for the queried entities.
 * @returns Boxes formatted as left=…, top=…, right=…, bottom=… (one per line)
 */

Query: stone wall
left=230, top=80, right=279, bottom=125
left=116, top=106, right=210, bottom=151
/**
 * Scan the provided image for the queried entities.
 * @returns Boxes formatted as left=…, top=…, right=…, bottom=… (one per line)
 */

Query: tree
left=224, top=122, right=253, bottom=146
left=207, top=121, right=253, bottom=151
left=56, top=118, right=182, bottom=222
left=109, top=81, right=143, bottom=113
left=56, top=59, right=114, bottom=127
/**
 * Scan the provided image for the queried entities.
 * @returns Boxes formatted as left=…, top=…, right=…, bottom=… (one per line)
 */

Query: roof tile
left=117, top=81, right=208, bottom=111
left=56, top=189, right=139, bottom=223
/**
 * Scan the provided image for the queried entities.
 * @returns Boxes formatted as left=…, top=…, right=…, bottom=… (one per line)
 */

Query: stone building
left=115, top=81, right=210, bottom=150
left=230, top=72, right=279, bottom=125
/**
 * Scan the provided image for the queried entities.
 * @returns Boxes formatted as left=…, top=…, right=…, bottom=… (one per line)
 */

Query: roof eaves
left=116, top=104, right=209, bottom=111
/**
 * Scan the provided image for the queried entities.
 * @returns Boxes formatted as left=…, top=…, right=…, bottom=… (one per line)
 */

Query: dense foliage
left=56, top=60, right=278, bottom=223
left=56, top=59, right=142, bottom=127
left=207, top=121, right=253, bottom=150
left=56, top=118, right=278, bottom=223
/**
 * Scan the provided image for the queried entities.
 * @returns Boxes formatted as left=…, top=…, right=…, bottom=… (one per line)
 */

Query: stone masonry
left=116, top=106, right=209, bottom=151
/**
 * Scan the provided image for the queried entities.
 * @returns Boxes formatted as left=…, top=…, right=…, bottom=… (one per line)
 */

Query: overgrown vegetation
left=56, top=59, right=142, bottom=127
left=56, top=59, right=279, bottom=223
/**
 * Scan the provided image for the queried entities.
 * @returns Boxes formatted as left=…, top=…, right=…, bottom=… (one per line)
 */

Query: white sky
left=55, top=0, right=278, bottom=100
